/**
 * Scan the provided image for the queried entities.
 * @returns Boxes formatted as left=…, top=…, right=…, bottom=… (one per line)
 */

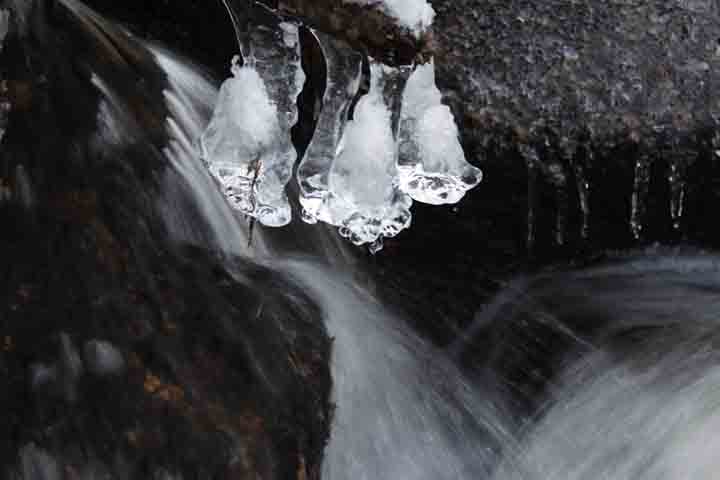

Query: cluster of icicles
left=200, top=2, right=481, bottom=253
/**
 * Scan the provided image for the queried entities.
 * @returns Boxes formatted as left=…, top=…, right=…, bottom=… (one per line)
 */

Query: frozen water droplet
left=368, top=238, right=384, bottom=254
left=631, top=153, right=651, bottom=240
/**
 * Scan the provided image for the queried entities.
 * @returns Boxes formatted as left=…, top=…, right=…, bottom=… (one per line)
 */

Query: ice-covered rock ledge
left=275, top=0, right=435, bottom=65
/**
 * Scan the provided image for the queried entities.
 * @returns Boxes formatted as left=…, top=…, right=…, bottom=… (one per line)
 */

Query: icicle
left=398, top=61, right=482, bottom=205
left=548, top=161, right=568, bottom=246
left=630, top=152, right=651, bottom=240
left=520, top=144, right=540, bottom=254
left=668, top=157, right=688, bottom=232
left=297, top=29, right=363, bottom=225
left=201, top=12, right=305, bottom=227
left=574, top=149, right=591, bottom=240
left=325, top=60, right=413, bottom=251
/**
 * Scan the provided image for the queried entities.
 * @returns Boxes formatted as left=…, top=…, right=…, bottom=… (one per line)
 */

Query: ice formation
left=344, top=0, right=435, bottom=36
left=201, top=19, right=304, bottom=227
left=296, top=30, right=363, bottom=224
left=200, top=2, right=481, bottom=251
left=398, top=61, right=482, bottom=205
left=329, top=61, right=413, bottom=248
left=299, top=58, right=413, bottom=251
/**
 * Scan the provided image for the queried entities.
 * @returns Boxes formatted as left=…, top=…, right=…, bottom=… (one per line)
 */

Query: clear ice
left=201, top=3, right=482, bottom=251
left=300, top=59, right=413, bottom=250
left=201, top=17, right=305, bottom=227
left=296, top=29, right=363, bottom=225
left=398, top=61, right=482, bottom=205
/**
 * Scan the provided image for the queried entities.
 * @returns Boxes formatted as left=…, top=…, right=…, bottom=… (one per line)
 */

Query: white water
left=489, top=253, right=720, bottom=480
left=282, top=260, right=512, bottom=479
left=148, top=44, right=264, bottom=257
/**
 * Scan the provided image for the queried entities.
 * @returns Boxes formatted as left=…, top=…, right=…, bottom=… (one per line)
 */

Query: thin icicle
left=668, top=157, right=688, bottom=233
left=297, top=29, right=363, bottom=225
left=520, top=144, right=540, bottom=254
left=574, top=149, right=591, bottom=240
left=548, top=161, right=568, bottom=246
left=630, top=153, right=651, bottom=240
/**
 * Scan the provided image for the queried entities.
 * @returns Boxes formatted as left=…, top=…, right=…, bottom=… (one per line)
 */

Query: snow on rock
left=344, top=0, right=435, bottom=36
left=398, top=61, right=482, bottom=205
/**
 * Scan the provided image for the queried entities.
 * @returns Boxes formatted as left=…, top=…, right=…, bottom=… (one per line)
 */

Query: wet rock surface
left=0, top=2, right=331, bottom=478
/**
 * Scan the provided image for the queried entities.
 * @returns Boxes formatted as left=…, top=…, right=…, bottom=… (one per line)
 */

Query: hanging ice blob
left=325, top=60, right=413, bottom=252
left=201, top=55, right=279, bottom=220
left=201, top=10, right=304, bottom=227
left=398, top=60, right=482, bottom=205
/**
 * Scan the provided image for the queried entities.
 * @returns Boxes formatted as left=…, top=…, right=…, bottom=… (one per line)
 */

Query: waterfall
left=152, top=42, right=511, bottom=479
left=147, top=44, right=264, bottom=256
left=281, top=260, right=513, bottom=479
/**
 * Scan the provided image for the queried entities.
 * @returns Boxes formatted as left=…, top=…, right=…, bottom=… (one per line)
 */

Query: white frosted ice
left=320, top=61, right=413, bottom=249
left=201, top=20, right=305, bottom=227
left=201, top=57, right=281, bottom=220
left=398, top=61, right=482, bottom=204
left=344, top=0, right=435, bottom=35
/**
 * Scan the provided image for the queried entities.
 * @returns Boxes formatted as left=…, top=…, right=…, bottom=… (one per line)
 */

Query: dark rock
left=0, top=2, right=332, bottom=478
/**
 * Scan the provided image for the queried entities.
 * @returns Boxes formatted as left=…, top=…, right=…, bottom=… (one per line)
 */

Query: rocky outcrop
left=0, top=2, right=331, bottom=478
